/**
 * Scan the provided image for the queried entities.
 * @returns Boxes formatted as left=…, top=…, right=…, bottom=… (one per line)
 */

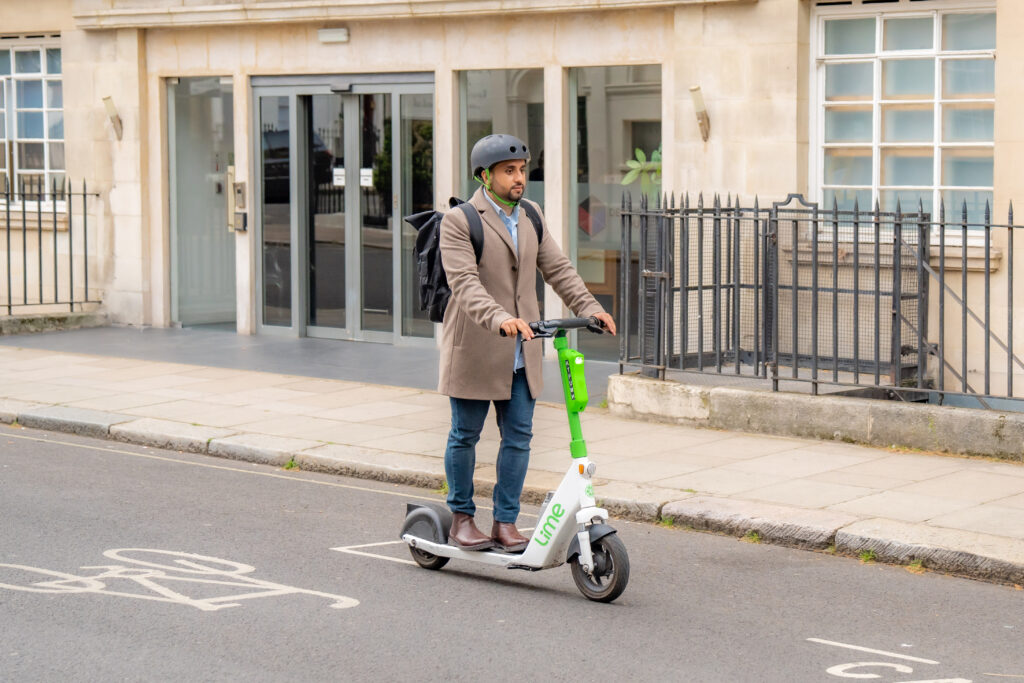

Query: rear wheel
left=570, top=534, right=629, bottom=603
left=409, top=546, right=449, bottom=570
left=404, top=515, right=450, bottom=570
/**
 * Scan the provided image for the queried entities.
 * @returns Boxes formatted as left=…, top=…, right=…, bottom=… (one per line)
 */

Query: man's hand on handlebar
left=500, top=317, right=535, bottom=341
left=594, top=312, right=617, bottom=336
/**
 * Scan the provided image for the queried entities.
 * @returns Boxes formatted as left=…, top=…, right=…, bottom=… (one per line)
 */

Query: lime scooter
left=400, top=317, right=629, bottom=603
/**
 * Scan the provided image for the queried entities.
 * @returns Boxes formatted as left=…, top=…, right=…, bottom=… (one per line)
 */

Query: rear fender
left=401, top=503, right=452, bottom=544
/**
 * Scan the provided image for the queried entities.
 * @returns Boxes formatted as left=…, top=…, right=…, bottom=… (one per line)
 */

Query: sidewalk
left=2, top=342, right=1024, bottom=585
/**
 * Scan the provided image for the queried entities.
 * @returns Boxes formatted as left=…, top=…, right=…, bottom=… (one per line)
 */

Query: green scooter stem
left=553, top=332, right=588, bottom=459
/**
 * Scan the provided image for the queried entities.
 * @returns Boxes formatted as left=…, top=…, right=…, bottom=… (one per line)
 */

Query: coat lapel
left=470, top=187, right=518, bottom=262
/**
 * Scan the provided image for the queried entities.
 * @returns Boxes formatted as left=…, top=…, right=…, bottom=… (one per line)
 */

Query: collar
left=482, top=188, right=520, bottom=225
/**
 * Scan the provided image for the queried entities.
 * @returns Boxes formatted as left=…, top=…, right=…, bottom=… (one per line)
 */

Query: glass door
left=253, top=79, right=434, bottom=343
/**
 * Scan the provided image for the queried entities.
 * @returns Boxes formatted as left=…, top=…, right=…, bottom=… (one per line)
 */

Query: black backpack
left=404, top=197, right=544, bottom=323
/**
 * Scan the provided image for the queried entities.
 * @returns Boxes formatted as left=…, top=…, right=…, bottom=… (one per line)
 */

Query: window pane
left=48, top=111, right=63, bottom=139
left=17, top=142, right=44, bottom=169
left=460, top=69, right=546, bottom=203
left=570, top=65, right=660, bottom=361
left=49, top=142, right=64, bottom=170
left=824, top=107, right=871, bottom=142
left=17, top=111, right=44, bottom=138
left=882, top=105, right=933, bottom=142
left=880, top=189, right=932, bottom=215
left=884, top=17, right=933, bottom=51
left=882, top=59, right=934, bottom=99
left=882, top=149, right=933, bottom=185
left=824, top=18, right=875, bottom=55
left=825, top=63, right=873, bottom=101
left=823, top=187, right=871, bottom=211
left=942, top=104, right=993, bottom=142
left=16, top=80, right=43, bottom=109
left=942, top=59, right=994, bottom=99
left=943, top=13, right=996, bottom=51
left=942, top=189, right=992, bottom=224
left=942, top=148, right=992, bottom=187
left=14, top=51, right=41, bottom=74
left=46, top=81, right=62, bottom=109
left=0, top=51, right=9, bottom=76
left=0, top=114, right=4, bottom=141
left=824, top=149, right=871, bottom=185
left=46, top=49, right=61, bottom=75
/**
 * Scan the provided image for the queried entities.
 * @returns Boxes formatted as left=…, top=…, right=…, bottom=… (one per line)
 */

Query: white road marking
left=0, top=548, right=359, bottom=611
left=808, top=638, right=940, bottom=665
left=0, top=430, right=539, bottom=518
left=826, top=662, right=913, bottom=678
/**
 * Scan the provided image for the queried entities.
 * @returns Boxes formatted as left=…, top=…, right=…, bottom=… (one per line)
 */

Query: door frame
left=251, top=74, right=435, bottom=346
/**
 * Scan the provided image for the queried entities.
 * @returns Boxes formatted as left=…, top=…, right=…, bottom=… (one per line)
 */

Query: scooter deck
left=402, top=535, right=545, bottom=569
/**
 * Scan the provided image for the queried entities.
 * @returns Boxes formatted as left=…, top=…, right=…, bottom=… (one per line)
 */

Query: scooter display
left=400, top=317, right=629, bottom=603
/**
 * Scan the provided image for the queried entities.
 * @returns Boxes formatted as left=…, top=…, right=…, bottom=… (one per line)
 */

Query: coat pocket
left=452, top=311, right=467, bottom=348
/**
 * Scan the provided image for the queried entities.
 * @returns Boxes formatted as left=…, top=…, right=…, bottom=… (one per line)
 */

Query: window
left=569, top=65, right=661, bottom=361
left=0, top=38, right=64, bottom=202
left=815, top=3, right=995, bottom=224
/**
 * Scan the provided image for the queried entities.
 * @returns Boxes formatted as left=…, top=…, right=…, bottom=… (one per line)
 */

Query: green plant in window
left=621, top=146, right=662, bottom=202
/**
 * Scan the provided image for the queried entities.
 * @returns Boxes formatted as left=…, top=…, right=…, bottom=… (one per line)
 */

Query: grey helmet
left=471, top=134, right=531, bottom=180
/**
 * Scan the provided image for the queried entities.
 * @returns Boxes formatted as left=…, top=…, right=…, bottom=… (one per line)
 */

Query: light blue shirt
left=482, top=190, right=525, bottom=372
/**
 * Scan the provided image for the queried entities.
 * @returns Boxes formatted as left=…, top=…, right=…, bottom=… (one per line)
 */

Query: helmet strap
left=477, top=169, right=519, bottom=209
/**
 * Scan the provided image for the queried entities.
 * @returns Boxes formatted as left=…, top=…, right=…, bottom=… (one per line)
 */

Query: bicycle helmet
left=471, top=134, right=531, bottom=180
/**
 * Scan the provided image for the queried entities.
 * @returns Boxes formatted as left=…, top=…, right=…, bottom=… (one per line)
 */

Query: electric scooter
left=400, top=317, right=629, bottom=603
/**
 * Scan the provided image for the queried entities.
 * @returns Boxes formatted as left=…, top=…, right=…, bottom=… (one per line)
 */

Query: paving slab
left=109, top=418, right=238, bottom=454
left=662, top=496, right=862, bottom=550
left=835, top=518, right=1024, bottom=584
left=17, top=405, right=135, bottom=437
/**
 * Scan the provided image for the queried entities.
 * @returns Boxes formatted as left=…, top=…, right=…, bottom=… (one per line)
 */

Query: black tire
left=409, top=547, right=449, bottom=570
left=570, top=533, right=629, bottom=603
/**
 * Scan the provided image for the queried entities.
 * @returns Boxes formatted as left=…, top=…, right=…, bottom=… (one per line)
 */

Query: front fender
left=566, top=524, right=617, bottom=563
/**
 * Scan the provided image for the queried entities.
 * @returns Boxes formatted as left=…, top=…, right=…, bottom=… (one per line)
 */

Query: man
left=439, top=134, right=616, bottom=552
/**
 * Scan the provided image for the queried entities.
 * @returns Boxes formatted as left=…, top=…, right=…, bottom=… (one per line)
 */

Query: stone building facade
left=0, top=0, right=1015, bottom=373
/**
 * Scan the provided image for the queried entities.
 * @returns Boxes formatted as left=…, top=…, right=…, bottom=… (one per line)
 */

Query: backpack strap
left=454, top=202, right=485, bottom=265
left=519, top=200, right=545, bottom=246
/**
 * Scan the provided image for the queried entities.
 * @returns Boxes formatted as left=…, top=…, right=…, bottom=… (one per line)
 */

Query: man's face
left=486, top=159, right=527, bottom=202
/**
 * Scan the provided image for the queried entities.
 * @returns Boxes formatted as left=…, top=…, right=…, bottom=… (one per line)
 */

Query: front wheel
left=570, top=533, right=629, bottom=603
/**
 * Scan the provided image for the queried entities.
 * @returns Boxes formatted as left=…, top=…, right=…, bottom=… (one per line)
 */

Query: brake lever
left=586, top=323, right=605, bottom=335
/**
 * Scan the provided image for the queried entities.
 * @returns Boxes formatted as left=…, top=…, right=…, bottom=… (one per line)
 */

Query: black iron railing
left=2, top=178, right=100, bottom=315
left=620, top=193, right=1024, bottom=410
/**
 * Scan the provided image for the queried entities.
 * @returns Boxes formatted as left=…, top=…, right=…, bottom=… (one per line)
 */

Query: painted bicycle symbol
left=0, top=548, right=359, bottom=612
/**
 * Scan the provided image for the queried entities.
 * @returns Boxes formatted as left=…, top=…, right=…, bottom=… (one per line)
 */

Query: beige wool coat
left=438, top=187, right=604, bottom=400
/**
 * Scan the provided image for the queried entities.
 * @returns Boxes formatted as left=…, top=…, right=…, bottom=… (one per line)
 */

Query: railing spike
left=853, top=196, right=859, bottom=214
left=895, top=198, right=902, bottom=217
left=753, top=195, right=759, bottom=213
left=962, top=199, right=968, bottom=222
left=985, top=198, right=991, bottom=223
left=697, top=193, right=704, bottom=210
left=1009, top=201, right=1014, bottom=225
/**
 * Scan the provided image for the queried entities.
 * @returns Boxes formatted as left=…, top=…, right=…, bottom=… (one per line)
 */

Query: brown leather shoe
left=491, top=521, right=529, bottom=553
left=449, top=512, right=495, bottom=550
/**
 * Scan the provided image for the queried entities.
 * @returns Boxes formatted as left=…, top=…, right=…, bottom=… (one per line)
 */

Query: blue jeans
left=444, top=369, right=535, bottom=523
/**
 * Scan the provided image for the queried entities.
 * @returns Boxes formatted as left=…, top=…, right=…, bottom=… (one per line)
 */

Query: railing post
left=769, top=204, right=780, bottom=392
left=916, top=200, right=929, bottom=390
left=891, top=202, right=904, bottom=386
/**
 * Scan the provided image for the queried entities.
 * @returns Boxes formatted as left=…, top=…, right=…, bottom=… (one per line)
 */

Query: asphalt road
left=1, top=426, right=1021, bottom=682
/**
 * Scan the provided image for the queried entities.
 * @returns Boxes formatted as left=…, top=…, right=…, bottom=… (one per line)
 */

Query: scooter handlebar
left=499, top=317, right=605, bottom=337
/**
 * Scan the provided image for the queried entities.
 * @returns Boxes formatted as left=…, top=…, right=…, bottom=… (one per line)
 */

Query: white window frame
left=809, top=0, right=996, bottom=243
left=0, top=34, right=65, bottom=209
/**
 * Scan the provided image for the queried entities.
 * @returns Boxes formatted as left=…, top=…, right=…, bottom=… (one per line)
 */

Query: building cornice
left=72, top=0, right=752, bottom=30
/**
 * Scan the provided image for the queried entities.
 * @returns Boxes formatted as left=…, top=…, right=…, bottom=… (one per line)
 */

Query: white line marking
left=334, top=541, right=407, bottom=550
left=0, top=430, right=541, bottom=518
left=331, top=547, right=416, bottom=566
left=807, top=638, right=939, bottom=665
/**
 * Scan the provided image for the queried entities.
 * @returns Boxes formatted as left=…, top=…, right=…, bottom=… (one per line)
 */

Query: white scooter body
left=402, top=456, right=608, bottom=573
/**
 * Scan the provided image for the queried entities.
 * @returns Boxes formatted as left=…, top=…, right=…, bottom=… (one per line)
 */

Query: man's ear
left=483, top=169, right=489, bottom=183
